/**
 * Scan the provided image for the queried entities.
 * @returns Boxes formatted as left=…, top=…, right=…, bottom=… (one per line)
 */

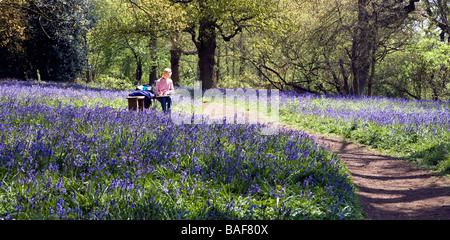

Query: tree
left=0, top=0, right=95, bottom=81
left=0, top=0, right=28, bottom=52
left=122, top=0, right=187, bottom=84
left=422, top=0, right=450, bottom=43
left=172, top=0, right=277, bottom=89
left=349, top=0, right=419, bottom=96
left=169, top=32, right=197, bottom=86
left=89, top=0, right=147, bottom=84
left=231, top=0, right=351, bottom=93
left=1, top=0, right=33, bottom=78
left=378, top=36, right=450, bottom=100
left=228, top=0, right=422, bottom=97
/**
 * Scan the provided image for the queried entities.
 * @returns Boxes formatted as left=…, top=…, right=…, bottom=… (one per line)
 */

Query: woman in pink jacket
left=155, top=68, right=175, bottom=112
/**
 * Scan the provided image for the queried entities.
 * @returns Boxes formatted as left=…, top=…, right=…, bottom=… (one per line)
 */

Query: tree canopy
left=1, top=0, right=94, bottom=81
left=1, top=0, right=450, bottom=100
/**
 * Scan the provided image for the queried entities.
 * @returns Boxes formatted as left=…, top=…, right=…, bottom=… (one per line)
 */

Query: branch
left=375, top=0, right=420, bottom=26
left=215, top=13, right=256, bottom=42
left=218, top=25, right=242, bottom=42
left=168, top=0, right=194, bottom=4
left=183, top=25, right=199, bottom=49
left=422, top=0, right=450, bottom=34
left=127, top=0, right=154, bottom=19
left=394, top=83, right=421, bottom=100
left=403, top=0, right=420, bottom=14
left=259, top=61, right=317, bottom=93
left=182, top=50, right=197, bottom=55
left=245, top=58, right=283, bottom=90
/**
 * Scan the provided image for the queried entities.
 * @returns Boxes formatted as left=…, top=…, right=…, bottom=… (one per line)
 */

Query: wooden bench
left=127, top=96, right=146, bottom=111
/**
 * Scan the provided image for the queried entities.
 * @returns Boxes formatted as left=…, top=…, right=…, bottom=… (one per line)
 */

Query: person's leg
left=144, top=97, right=151, bottom=109
left=167, top=96, right=172, bottom=111
left=158, top=97, right=167, bottom=112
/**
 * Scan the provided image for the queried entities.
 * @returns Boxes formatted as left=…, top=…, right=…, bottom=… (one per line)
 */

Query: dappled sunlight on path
left=314, top=134, right=450, bottom=220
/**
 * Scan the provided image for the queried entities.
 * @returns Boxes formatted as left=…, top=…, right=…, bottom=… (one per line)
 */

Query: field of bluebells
left=0, top=80, right=363, bottom=220
left=278, top=92, right=450, bottom=175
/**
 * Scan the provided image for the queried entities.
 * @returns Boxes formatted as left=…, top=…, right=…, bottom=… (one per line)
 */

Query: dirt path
left=201, top=102, right=450, bottom=220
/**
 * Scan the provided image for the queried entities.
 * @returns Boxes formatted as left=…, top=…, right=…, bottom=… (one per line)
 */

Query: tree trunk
left=216, top=42, right=221, bottom=84
left=367, top=49, right=376, bottom=97
left=197, top=16, right=217, bottom=89
left=350, top=0, right=373, bottom=96
left=170, top=35, right=182, bottom=86
left=127, top=41, right=143, bottom=84
left=83, top=33, right=91, bottom=83
left=339, top=59, right=350, bottom=95
left=226, top=46, right=230, bottom=77
left=136, top=57, right=143, bottom=84
left=149, top=65, right=157, bottom=85
left=349, top=0, right=418, bottom=96
left=170, top=48, right=181, bottom=86
left=148, top=35, right=158, bottom=85
left=238, top=33, right=245, bottom=75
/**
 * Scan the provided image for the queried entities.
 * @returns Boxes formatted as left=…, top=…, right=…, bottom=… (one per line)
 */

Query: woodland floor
left=201, top=102, right=450, bottom=220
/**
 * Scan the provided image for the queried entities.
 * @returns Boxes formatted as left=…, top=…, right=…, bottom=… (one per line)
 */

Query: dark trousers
left=157, top=96, right=172, bottom=112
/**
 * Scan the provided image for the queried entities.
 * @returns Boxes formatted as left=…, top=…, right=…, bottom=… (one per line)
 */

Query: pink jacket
left=155, top=77, right=174, bottom=96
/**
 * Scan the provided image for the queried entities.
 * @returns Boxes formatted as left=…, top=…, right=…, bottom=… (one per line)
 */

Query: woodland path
left=201, top=102, right=450, bottom=220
